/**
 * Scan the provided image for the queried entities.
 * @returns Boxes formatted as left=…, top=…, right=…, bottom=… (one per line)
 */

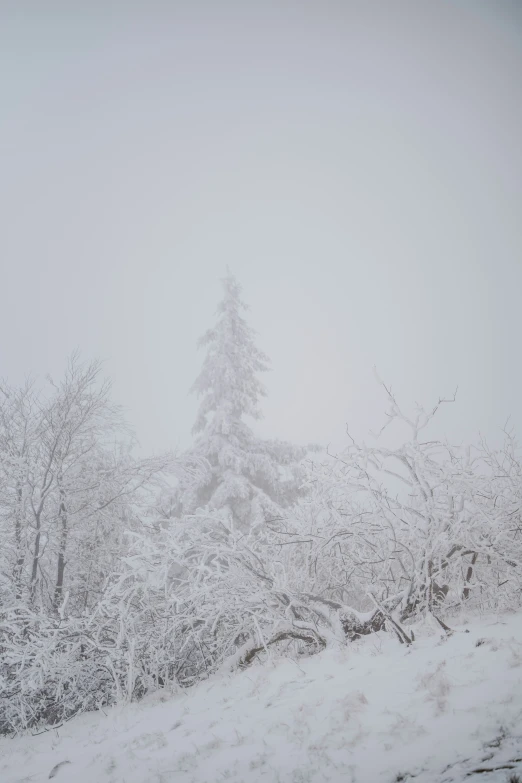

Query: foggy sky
left=1, top=1, right=521, bottom=454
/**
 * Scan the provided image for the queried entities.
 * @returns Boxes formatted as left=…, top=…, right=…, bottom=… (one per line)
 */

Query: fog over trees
left=1, top=272, right=521, bottom=734
left=166, top=273, right=309, bottom=530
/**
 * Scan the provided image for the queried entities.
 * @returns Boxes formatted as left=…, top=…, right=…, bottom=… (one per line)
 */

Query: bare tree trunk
left=29, top=447, right=57, bottom=605
left=427, top=558, right=434, bottom=613
left=29, top=511, right=42, bottom=605
left=13, top=484, right=25, bottom=601
left=462, top=552, right=478, bottom=600
left=239, top=627, right=326, bottom=667
left=53, top=480, right=68, bottom=610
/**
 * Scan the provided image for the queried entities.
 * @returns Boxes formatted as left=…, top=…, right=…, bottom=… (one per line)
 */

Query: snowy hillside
left=3, top=613, right=522, bottom=783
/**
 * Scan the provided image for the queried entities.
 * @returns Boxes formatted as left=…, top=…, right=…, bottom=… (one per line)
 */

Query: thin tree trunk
left=53, top=481, right=68, bottom=610
left=29, top=512, right=42, bottom=605
left=462, top=552, right=478, bottom=600
left=13, top=484, right=25, bottom=601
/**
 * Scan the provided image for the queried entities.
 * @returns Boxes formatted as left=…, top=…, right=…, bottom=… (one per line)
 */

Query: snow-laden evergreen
left=172, top=273, right=308, bottom=531
left=2, top=301, right=522, bottom=740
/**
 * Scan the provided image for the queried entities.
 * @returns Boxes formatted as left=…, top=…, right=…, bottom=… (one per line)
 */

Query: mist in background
left=1, top=0, right=521, bottom=453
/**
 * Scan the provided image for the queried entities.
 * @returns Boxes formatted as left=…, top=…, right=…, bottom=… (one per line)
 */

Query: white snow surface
left=3, top=613, right=522, bottom=783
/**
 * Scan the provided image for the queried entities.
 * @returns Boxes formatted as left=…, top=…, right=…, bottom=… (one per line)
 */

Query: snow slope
left=2, top=613, right=522, bottom=783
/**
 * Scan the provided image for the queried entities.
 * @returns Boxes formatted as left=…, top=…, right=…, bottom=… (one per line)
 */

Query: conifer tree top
left=177, top=272, right=307, bottom=531
left=191, top=272, right=270, bottom=434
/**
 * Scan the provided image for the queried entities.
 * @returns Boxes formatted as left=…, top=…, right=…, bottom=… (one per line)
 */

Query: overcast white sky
left=1, top=1, right=521, bottom=454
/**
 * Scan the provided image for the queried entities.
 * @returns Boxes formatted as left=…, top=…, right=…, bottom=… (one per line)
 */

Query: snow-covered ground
left=2, top=613, right=522, bottom=783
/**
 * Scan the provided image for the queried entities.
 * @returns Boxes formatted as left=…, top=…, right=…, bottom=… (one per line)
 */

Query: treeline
left=1, top=275, right=521, bottom=734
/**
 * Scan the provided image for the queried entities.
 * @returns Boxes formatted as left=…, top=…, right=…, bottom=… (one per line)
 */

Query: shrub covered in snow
left=2, top=280, right=522, bottom=735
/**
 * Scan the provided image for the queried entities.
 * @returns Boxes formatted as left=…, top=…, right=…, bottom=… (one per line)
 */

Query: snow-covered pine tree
left=173, top=272, right=308, bottom=532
